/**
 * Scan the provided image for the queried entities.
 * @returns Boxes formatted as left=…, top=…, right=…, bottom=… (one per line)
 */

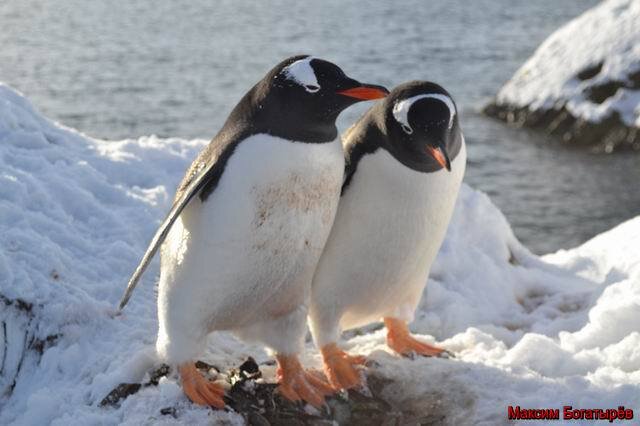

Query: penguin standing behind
left=118, top=55, right=388, bottom=408
left=308, top=81, right=466, bottom=390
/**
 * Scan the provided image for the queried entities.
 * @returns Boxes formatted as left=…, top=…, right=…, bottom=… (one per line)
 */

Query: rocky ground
left=100, top=357, right=455, bottom=426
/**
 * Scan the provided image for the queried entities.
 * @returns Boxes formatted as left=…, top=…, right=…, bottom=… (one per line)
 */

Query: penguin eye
left=304, top=84, right=320, bottom=93
left=401, top=124, right=413, bottom=134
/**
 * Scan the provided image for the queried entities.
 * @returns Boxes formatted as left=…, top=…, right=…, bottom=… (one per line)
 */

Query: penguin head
left=276, top=55, right=388, bottom=113
left=384, top=81, right=460, bottom=171
left=245, top=56, right=388, bottom=141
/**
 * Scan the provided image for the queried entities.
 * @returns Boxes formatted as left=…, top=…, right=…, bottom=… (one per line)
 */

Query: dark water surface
left=2, top=0, right=638, bottom=253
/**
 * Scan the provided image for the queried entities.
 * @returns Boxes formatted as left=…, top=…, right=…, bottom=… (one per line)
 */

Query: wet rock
left=0, top=293, right=60, bottom=398
left=195, top=359, right=221, bottom=374
left=576, top=61, right=603, bottom=81
left=483, top=101, right=640, bottom=153
left=223, top=362, right=405, bottom=425
left=160, top=406, right=177, bottom=418
left=100, top=357, right=468, bottom=424
left=227, top=356, right=261, bottom=386
left=148, top=364, right=171, bottom=386
left=99, top=364, right=170, bottom=407
left=31, top=334, right=61, bottom=355
left=368, top=362, right=475, bottom=426
left=99, top=383, right=142, bottom=407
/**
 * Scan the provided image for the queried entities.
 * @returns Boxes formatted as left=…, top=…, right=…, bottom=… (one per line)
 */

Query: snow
left=496, top=0, right=640, bottom=127
left=1, top=82, right=638, bottom=424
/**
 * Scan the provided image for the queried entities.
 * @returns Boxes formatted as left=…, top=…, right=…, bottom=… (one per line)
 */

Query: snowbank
left=1, top=83, right=638, bottom=424
left=484, top=0, right=640, bottom=152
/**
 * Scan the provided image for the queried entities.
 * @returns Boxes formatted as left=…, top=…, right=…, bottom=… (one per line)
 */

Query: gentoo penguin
left=308, top=81, right=466, bottom=390
left=118, top=55, right=388, bottom=408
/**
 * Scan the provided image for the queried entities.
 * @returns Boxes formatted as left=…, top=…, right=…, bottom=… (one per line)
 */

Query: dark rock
left=227, top=357, right=261, bottom=388
left=239, top=357, right=260, bottom=376
left=99, top=364, right=170, bottom=407
left=1, top=293, right=60, bottom=398
left=225, top=381, right=403, bottom=426
left=583, top=66, right=640, bottom=105
left=246, top=411, right=271, bottom=426
left=100, top=356, right=469, bottom=424
left=576, top=61, right=603, bottom=80
left=101, top=360, right=418, bottom=423
left=99, top=383, right=141, bottom=407
left=148, top=364, right=170, bottom=386
left=483, top=102, right=640, bottom=153
left=586, top=81, right=623, bottom=104
left=195, top=359, right=220, bottom=373
left=484, top=64, right=640, bottom=152
left=30, top=334, right=61, bottom=355
left=160, top=406, right=178, bottom=418
left=628, top=69, right=640, bottom=87
left=0, top=294, right=33, bottom=313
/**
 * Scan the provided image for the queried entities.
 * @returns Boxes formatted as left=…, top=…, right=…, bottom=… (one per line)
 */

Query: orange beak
left=427, top=145, right=451, bottom=171
left=337, top=85, right=389, bottom=100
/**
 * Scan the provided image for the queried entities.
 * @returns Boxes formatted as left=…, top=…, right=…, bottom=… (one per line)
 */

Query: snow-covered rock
left=1, top=83, right=638, bottom=424
left=484, top=0, right=640, bottom=152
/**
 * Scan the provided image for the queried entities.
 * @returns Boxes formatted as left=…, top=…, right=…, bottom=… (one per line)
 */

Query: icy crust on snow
left=1, top=84, right=639, bottom=424
left=495, top=0, right=640, bottom=128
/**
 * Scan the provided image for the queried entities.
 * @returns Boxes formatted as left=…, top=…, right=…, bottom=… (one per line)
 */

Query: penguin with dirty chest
left=119, top=55, right=388, bottom=407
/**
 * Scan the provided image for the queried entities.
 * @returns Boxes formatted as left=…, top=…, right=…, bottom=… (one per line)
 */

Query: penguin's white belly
left=157, top=134, right=343, bottom=361
left=312, top=142, right=466, bottom=333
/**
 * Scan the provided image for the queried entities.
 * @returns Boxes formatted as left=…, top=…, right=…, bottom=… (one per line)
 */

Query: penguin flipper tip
left=116, top=150, right=215, bottom=312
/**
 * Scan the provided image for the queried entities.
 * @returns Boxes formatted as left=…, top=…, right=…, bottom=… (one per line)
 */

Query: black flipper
left=117, top=160, right=216, bottom=311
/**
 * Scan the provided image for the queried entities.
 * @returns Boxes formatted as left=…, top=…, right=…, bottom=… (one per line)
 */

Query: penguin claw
left=179, top=363, right=225, bottom=409
left=438, top=349, right=456, bottom=359
left=384, top=317, right=451, bottom=358
left=392, top=337, right=449, bottom=358
left=320, top=343, right=366, bottom=391
left=276, top=354, right=332, bottom=409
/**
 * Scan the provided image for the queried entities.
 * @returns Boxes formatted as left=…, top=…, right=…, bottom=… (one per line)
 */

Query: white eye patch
left=392, top=93, right=456, bottom=134
left=282, top=57, right=320, bottom=93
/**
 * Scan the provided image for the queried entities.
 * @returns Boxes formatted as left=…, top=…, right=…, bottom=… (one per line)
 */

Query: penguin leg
left=309, top=304, right=366, bottom=390
left=179, top=362, right=225, bottom=409
left=239, top=306, right=333, bottom=407
left=384, top=317, right=450, bottom=357
left=275, top=354, right=334, bottom=408
left=319, top=342, right=366, bottom=391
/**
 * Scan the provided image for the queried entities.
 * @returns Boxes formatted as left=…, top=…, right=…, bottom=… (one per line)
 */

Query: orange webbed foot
left=384, top=317, right=453, bottom=358
left=179, top=362, right=225, bottom=409
left=320, top=343, right=366, bottom=391
left=276, top=354, right=333, bottom=408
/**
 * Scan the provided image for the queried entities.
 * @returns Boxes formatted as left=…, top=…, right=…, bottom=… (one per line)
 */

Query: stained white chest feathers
left=158, top=133, right=345, bottom=336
